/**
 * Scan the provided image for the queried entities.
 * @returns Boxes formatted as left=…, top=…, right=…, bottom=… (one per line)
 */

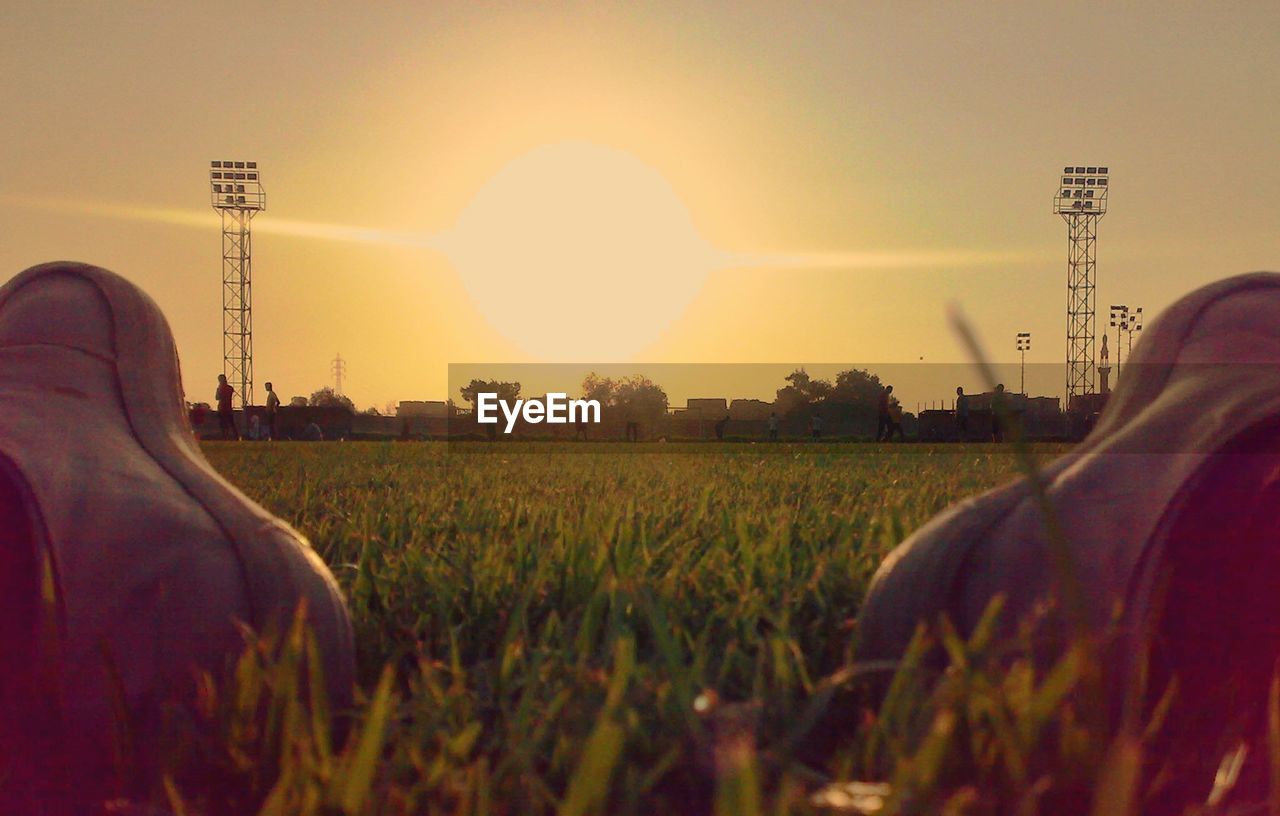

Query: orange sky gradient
left=2, top=3, right=1278, bottom=410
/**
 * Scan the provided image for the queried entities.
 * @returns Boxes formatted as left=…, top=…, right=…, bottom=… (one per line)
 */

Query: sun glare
left=436, top=141, right=726, bottom=361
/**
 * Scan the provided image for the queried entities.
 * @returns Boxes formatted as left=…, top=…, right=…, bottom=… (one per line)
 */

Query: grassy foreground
left=168, top=441, right=1089, bottom=814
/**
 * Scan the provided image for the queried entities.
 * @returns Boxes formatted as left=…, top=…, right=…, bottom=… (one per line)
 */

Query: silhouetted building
left=397, top=400, right=448, bottom=418
left=729, top=399, right=774, bottom=420
left=397, top=400, right=449, bottom=437
left=684, top=398, right=729, bottom=418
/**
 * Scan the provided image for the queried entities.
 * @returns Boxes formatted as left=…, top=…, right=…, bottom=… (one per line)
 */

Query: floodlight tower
left=210, top=161, right=266, bottom=409
left=1016, top=332, right=1031, bottom=395
left=1053, top=166, right=1109, bottom=409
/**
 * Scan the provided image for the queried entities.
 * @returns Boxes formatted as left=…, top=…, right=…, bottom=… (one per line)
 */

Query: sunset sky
left=3, top=2, right=1278, bottom=410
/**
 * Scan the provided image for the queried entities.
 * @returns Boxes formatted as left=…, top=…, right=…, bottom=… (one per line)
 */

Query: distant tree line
left=457, top=369, right=896, bottom=420
left=458, top=374, right=670, bottom=427
left=243, top=368, right=905, bottom=440
left=775, top=367, right=894, bottom=416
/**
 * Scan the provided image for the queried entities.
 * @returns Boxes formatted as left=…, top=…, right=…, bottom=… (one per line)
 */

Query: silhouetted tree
left=580, top=373, right=667, bottom=427
left=309, top=387, right=356, bottom=412
left=829, top=369, right=885, bottom=413
left=459, top=379, right=520, bottom=408
left=581, top=372, right=614, bottom=405
left=829, top=368, right=886, bottom=435
left=775, top=368, right=832, bottom=417
left=612, top=375, right=668, bottom=427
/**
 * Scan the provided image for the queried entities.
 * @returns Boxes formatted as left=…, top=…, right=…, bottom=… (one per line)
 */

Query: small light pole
left=1016, top=332, right=1031, bottom=395
left=1109, top=305, right=1142, bottom=380
left=1127, top=307, right=1143, bottom=357
left=1109, top=305, right=1128, bottom=379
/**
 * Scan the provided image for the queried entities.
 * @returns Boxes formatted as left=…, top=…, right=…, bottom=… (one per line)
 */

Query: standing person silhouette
left=991, top=383, right=1007, bottom=443
left=876, top=385, right=894, bottom=441
left=887, top=398, right=906, bottom=442
left=955, top=386, right=970, bottom=441
left=264, top=381, right=280, bottom=441
left=715, top=414, right=729, bottom=441
left=767, top=411, right=779, bottom=441
left=215, top=374, right=239, bottom=440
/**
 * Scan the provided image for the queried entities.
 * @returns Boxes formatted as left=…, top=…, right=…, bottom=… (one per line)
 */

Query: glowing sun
left=436, top=141, right=726, bottom=361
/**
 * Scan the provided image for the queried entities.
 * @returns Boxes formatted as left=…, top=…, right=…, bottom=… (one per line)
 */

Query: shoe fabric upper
left=0, top=262, right=354, bottom=791
left=858, top=271, right=1280, bottom=670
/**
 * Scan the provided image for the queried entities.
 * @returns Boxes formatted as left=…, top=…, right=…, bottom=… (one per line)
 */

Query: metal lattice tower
left=210, top=160, right=266, bottom=410
left=332, top=353, right=346, bottom=397
left=1053, top=166, right=1108, bottom=409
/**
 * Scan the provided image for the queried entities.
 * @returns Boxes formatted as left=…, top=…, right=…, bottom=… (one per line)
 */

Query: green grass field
left=171, top=441, right=1129, bottom=815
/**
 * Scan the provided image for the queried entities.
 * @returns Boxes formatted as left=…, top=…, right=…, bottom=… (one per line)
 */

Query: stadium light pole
left=1109, top=304, right=1141, bottom=379
left=210, top=161, right=266, bottom=410
left=1054, top=166, right=1109, bottom=410
left=1109, top=304, right=1127, bottom=378
left=1016, top=332, right=1031, bottom=395
left=1127, top=306, right=1143, bottom=358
